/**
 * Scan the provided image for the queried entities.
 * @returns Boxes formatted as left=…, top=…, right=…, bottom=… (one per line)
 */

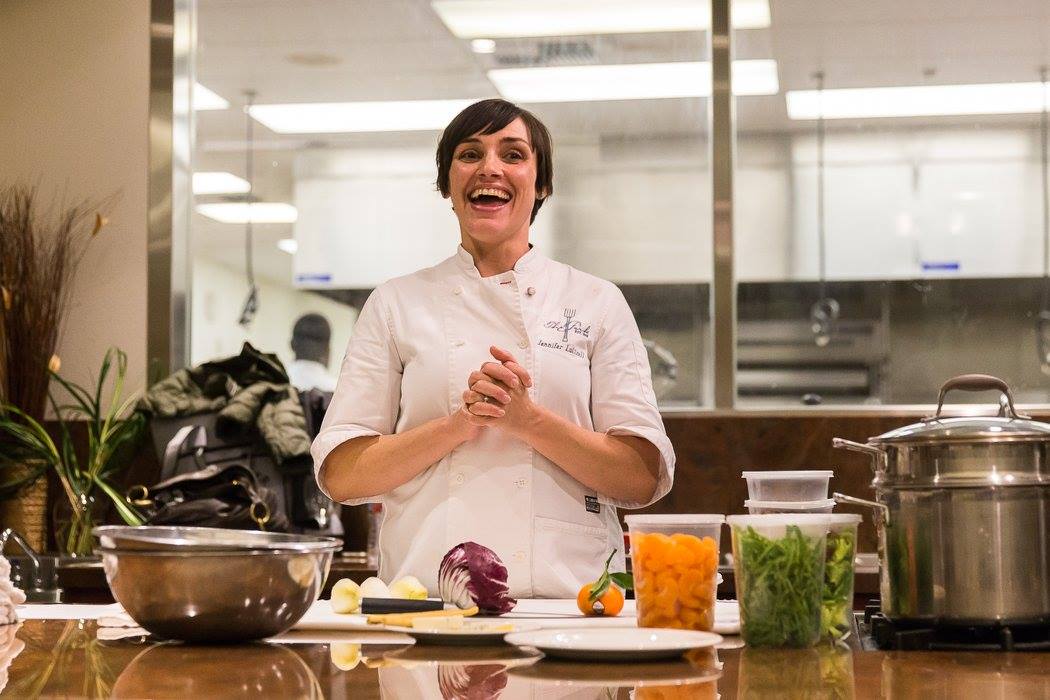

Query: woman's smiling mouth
left=468, top=186, right=512, bottom=211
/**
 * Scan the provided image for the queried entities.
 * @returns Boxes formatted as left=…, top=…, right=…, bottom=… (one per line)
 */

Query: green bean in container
left=821, top=528, right=856, bottom=640
left=732, top=521, right=827, bottom=648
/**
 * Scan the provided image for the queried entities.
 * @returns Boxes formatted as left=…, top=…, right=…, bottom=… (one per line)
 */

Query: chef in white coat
left=312, top=98, right=675, bottom=599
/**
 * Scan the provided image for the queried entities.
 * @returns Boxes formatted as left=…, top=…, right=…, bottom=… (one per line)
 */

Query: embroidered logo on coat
left=544, top=307, right=591, bottom=341
left=585, top=495, right=601, bottom=514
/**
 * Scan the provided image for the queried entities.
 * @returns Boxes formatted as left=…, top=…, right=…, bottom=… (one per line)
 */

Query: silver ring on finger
left=480, top=395, right=494, bottom=404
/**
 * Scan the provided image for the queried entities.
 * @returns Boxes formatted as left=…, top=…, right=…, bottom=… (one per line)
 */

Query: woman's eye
left=457, top=150, right=478, bottom=160
left=505, top=151, right=524, bottom=161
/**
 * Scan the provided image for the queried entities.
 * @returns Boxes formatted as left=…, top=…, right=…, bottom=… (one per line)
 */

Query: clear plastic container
left=742, top=470, right=833, bottom=502
left=744, top=498, right=836, bottom=514
left=624, top=514, right=724, bottom=632
left=821, top=514, right=861, bottom=641
left=727, top=514, right=831, bottom=648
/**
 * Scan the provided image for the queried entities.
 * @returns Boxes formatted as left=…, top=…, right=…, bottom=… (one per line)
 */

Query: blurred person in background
left=289, top=313, right=337, bottom=392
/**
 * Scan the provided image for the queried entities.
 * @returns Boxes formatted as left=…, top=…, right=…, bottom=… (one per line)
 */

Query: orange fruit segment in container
left=624, top=514, right=725, bottom=632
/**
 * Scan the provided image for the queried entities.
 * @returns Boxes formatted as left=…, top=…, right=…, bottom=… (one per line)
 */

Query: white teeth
left=470, top=187, right=511, bottom=202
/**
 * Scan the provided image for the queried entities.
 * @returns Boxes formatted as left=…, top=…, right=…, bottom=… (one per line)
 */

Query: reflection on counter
left=738, top=645, right=854, bottom=700
left=7, top=619, right=1050, bottom=698
left=370, top=645, right=720, bottom=699
left=881, top=652, right=1050, bottom=699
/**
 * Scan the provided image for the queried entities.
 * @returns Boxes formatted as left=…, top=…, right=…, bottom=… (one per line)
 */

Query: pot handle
left=832, top=492, right=890, bottom=525
left=831, top=438, right=887, bottom=473
left=928, top=373, right=1030, bottom=421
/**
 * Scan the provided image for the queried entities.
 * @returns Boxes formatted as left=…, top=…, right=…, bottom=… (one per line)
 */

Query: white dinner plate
left=384, top=621, right=528, bottom=646
left=504, top=627, right=723, bottom=662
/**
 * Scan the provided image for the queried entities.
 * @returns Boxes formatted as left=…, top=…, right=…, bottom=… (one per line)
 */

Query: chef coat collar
left=453, top=243, right=543, bottom=279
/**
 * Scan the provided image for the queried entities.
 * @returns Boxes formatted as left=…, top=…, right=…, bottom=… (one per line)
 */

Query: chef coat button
left=513, top=550, right=527, bottom=562
left=526, top=286, right=535, bottom=296
left=517, top=339, right=528, bottom=349
left=453, top=340, right=465, bottom=347
left=452, top=287, right=462, bottom=296
left=453, top=473, right=465, bottom=485
left=515, top=478, right=528, bottom=489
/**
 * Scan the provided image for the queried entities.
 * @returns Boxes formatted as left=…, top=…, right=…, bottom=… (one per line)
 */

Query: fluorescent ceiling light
left=195, top=82, right=229, bottom=110
left=471, top=38, right=496, bottom=54
left=489, top=60, right=779, bottom=103
left=196, top=202, right=298, bottom=224
left=277, top=238, right=299, bottom=254
left=249, top=98, right=478, bottom=133
left=432, top=0, right=770, bottom=38
left=786, top=81, right=1050, bottom=120
left=193, top=171, right=250, bottom=195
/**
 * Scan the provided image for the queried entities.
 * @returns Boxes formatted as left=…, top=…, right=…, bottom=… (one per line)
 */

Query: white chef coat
left=312, top=246, right=675, bottom=598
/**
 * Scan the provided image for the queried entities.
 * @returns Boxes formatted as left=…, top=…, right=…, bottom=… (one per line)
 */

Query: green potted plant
left=0, top=347, right=145, bottom=556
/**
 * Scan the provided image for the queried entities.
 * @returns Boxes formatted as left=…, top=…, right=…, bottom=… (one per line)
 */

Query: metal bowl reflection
left=97, top=543, right=339, bottom=643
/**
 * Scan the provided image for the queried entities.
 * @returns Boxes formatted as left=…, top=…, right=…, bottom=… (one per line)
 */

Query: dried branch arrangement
left=0, top=185, right=108, bottom=420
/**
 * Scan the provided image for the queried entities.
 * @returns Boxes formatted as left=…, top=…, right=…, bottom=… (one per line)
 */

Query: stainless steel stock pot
left=833, top=374, right=1050, bottom=625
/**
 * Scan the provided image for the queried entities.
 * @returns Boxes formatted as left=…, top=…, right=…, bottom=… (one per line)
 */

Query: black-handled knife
left=360, top=597, right=445, bottom=614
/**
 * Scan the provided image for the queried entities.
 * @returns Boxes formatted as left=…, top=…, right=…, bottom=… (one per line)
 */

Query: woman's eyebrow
left=457, top=137, right=531, bottom=148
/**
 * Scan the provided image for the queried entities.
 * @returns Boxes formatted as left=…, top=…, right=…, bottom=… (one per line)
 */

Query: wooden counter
left=4, top=618, right=1048, bottom=698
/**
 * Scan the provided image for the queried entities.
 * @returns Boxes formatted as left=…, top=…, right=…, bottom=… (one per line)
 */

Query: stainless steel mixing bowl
left=94, top=525, right=341, bottom=552
left=94, top=526, right=341, bottom=643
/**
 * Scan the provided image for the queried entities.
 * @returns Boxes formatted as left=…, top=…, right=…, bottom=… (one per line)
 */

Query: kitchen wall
left=292, top=125, right=1044, bottom=286
left=0, top=0, right=150, bottom=391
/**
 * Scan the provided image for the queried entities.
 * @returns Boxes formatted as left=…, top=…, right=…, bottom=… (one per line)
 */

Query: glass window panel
left=188, top=0, right=713, bottom=407
left=734, top=0, right=1050, bottom=407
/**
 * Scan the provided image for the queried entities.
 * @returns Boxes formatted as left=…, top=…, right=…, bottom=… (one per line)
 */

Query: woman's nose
left=478, top=149, right=502, bottom=176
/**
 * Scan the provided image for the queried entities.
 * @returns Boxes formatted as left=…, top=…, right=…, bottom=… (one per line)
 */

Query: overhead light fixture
left=194, top=82, right=230, bottom=110
left=432, top=0, right=770, bottom=38
left=192, top=171, right=251, bottom=195
left=786, top=81, right=1050, bottom=120
left=471, top=38, right=497, bottom=54
left=196, top=202, right=298, bottom=224
left=277, top=238, right=299, bottom=254
left=488, top=59, right=779, bottom=103
left=249, top=98, right=479, bottom=133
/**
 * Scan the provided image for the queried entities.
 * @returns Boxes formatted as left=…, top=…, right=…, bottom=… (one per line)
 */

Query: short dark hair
left=436, top=98, right=553, bottom=224
left=291, top=313, right=331, bottom=362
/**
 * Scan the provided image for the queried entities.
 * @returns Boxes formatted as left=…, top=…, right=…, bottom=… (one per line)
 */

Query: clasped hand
left=460, top=345, right=535, bottom=435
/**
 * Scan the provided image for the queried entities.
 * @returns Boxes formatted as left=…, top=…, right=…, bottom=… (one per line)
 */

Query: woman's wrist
left=505, top=401, right=548, bottom=442
left=447, top=409, right=481, bottom=443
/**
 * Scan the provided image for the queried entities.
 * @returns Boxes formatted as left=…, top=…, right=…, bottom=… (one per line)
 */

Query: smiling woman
left=312, top=99, right=676, bottom=599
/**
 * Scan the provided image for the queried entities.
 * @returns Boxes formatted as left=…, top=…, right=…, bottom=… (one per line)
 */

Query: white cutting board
left=294, top=598, right=740, bottom=635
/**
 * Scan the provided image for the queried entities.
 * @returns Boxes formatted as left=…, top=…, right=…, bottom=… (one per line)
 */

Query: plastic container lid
left=625, top=514, right=725, bottom=526
left=744, top=498, right=835, bottom=511
left=741, top=470, right=834, bottom=479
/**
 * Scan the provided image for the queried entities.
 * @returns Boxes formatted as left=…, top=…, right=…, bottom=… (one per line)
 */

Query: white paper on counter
left=17, top=598, right=740, bottom=636
left=294, top=598, right=740, bottom=635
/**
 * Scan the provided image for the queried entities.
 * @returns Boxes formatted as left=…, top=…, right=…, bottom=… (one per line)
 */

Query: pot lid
left=873, top=415, right=1050, bottom=445
left=872, top=374, right=1050, bottom=445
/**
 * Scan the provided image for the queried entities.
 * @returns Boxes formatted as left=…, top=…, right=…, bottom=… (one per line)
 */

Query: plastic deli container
left=742, top=470, right=833, bottom=502
left=625, top=514, right=725, bottom=633
left=744, top=498, right=836, bottom=515
left=727, top=514, right=831, bottom=648
left=821, top=514, right=862, bottom=641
